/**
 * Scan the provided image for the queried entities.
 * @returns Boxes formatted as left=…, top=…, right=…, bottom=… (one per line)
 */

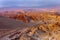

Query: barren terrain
left=0, top=9, right=60, bottom=40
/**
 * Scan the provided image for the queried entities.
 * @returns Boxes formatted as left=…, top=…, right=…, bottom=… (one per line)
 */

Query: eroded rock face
left=19, top=17, right=60, bottom=40
left=19, top=23, right=60, bottom=40
left=9, top=12, right=60, bottom=23
left=1, top=11, right=60, bottom=40
left=9, top=13, right=28, bottom=23
left=8, top=12, right=60, bottom=40
left=0, top=10, right=60, bottom=23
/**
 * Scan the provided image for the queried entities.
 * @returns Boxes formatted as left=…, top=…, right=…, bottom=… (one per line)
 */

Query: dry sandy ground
left=0, top=16, right=37, bottom=38
left=0, top=12, right=60, bottom=40
left=0, top=16, right=29, bottom=38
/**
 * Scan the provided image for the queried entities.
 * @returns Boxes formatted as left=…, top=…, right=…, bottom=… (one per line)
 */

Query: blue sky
left=0, top=0, right=60, bottom=8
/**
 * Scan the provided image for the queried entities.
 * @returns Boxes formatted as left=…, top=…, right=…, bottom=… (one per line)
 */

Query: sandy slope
left=0, top=16, right=30, bottom=38
left=0, top=17, right=27, bottom=29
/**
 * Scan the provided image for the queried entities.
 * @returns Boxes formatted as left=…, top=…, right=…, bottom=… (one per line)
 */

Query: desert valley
left=0, top=9, right=60, bottom=40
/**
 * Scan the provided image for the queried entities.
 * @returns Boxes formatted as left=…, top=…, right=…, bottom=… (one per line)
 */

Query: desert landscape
left=0, top=9, right=60, bottom=40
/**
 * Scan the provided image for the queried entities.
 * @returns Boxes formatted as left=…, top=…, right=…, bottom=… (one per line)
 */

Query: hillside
left=0, top=10, right=60, bottom=40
